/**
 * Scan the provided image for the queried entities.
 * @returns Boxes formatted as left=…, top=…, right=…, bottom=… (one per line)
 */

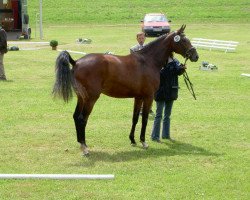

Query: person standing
left=151, top=57, right=186, bottom=142
left=130, top=32, right=146, bottom=53
left=130, top=32, right=154, bottom=115
left=0, top=25, right=8, bottom=81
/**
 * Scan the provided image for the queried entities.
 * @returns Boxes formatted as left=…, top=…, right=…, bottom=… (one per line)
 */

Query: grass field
left=27, top=0, right=250, bottom=25
left=0, top=0, right=250, bottom=199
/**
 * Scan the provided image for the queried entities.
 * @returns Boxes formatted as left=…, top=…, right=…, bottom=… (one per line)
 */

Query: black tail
left=52, top=51, right=76, bottom=102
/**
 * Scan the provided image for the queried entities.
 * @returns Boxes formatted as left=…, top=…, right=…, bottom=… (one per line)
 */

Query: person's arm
left=176, top=63, right=186, bottom=75
left=172, top=59, right=186, bottom=76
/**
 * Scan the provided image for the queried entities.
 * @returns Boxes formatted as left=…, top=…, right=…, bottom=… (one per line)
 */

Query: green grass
left=0, top=0, right=250, bottom=199
left=28, top=0, right=250, bottom=26
left=0, top=23, right=249, bottom=199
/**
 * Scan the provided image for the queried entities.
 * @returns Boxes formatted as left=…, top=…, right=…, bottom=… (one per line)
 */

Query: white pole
left=57, top=49, right=87, bottom=55
left=241, top=73, right=250, bottom=77
left=0, top=174, right=114, bottom=180
left=39, top=0, right=43, bottom=39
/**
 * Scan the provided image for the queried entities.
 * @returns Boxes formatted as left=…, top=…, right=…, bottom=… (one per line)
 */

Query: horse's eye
left=182, top=37, right=188, bottom=43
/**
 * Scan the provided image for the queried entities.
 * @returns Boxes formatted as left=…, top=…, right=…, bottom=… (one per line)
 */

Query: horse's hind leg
left=129, top=98, right=143, bottom=146
left=140, top=98, right=153, bottom=149
left=73, top=97, right=98, bottom=155
left=73, top=99, right=88, bottom=155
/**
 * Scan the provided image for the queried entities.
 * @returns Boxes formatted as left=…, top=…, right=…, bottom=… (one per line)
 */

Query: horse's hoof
left=82, top=151, right=90, bottom=157
left=141, top=142, right=149, bottom=149
left=131, top=142, right=137, bottom=147
left=80, top=144, right=89, bottom=156
left=82, top=147, right=89, bottom=155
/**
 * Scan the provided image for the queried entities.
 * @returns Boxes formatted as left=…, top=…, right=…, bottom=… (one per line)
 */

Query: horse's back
left=74, top=53, right=134, bottom=80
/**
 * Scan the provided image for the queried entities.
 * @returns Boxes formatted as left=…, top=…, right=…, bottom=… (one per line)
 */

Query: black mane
left=133, top=32, right=176, bottom=67
left=137, top=34, right=168, bottom=54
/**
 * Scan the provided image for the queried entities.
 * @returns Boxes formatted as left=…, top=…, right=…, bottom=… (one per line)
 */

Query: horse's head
left=170, top=25, right=199, bottom=62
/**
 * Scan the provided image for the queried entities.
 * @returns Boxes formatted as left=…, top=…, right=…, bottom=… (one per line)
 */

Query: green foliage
left=49, top=40, right=58, bottom=47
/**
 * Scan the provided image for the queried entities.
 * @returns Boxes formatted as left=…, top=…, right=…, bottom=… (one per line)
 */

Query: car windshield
left=144, top=15, right=167, bottom=22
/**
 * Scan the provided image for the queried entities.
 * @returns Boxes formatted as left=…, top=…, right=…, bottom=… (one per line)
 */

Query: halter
left=185, top=46, right=196, bottom=60
left=173, top=33, right=196, bottom=60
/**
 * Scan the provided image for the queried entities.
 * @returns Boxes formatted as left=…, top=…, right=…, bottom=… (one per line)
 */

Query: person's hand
left=180, top=64, right=187, bottom=69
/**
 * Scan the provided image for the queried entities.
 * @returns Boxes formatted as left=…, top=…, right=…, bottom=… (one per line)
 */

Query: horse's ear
left=182, top=24, right=186, bottom=31
left=177, top=24, right=186, bottom=34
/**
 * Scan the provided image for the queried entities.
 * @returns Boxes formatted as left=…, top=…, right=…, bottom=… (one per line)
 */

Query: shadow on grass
left=76, top=140, right=221, bottom=165
left=0, top=79, right=14, bottom=82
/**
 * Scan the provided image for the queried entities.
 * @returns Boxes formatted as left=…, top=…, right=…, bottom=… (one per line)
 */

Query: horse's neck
left=141, top=37, right=172, bottom=69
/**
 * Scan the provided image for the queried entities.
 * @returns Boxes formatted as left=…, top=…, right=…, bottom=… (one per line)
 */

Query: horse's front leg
left=129, top=98, right=143, bottom=146
left=140, top=97, right=153, bottom=149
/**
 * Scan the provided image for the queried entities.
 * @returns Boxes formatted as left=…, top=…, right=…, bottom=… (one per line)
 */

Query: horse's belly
left=102, top=81, right=153, bottom=98
left=102, top=84, right=142, bottom=98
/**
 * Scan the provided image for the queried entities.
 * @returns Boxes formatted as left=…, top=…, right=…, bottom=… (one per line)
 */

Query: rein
left=183, top=57, right=197, bottom=100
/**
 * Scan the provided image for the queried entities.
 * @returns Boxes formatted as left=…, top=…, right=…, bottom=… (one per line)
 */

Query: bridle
left=183, top=46, right=197, bottom=100
left=171, top=31, right=197, bottom=100
left=174, top=35, right=197, bottom=100
left=185, top=46, right=196, bottom=62
left=173, top=33, right=196, bottom=63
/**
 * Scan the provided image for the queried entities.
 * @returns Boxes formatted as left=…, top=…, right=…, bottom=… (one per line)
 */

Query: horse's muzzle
left=187, top=47, right=199, bottom=62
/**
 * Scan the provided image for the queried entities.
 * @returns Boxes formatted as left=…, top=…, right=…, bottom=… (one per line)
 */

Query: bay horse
left=52, top=25, right=199, bottom=155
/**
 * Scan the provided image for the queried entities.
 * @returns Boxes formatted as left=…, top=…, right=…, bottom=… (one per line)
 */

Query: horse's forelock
left=180, top=33, right=186, bottom=37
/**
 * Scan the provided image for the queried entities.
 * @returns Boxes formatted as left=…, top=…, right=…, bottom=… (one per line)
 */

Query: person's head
left=136, top=32, right=145, bottom=46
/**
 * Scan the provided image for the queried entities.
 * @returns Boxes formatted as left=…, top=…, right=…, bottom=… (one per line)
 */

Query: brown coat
left=0, top=28, right=7, bottom=54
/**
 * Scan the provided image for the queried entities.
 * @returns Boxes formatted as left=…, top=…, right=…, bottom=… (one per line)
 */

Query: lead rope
left=183, top=58, right=197, bottom=100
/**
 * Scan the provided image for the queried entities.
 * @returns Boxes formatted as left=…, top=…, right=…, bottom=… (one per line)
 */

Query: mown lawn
left=0, top=22, right=249, bottom=199
left=28, top=0, right=250, bottom=25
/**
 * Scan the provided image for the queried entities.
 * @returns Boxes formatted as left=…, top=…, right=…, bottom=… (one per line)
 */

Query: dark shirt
left=154, top=58, right=185, bottom=101
left=0, top=28, right=8, bottom=54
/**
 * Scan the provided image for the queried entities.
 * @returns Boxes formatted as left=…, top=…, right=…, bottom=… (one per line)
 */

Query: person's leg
left=151, top=101, right=164, bottom=141
left=0, top=54, right=6, bottom=80
left=162, top=100, right=174, bottom=139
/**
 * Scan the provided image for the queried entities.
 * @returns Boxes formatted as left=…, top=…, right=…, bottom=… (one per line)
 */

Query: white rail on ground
left=57, top=49, right=87, bottom=55
left=8, top=41, right=49, bottom=45
left=241, top=73, right=250, bottom=77
left=0, top=174, right=115, bottom=180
